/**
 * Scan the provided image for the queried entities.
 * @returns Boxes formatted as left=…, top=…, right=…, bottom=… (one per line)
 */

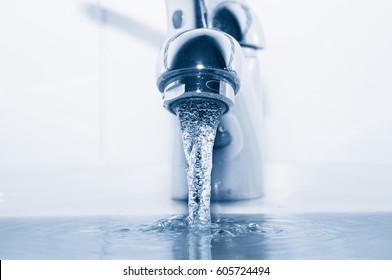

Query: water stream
left=174, top=99, right=222, bottom=225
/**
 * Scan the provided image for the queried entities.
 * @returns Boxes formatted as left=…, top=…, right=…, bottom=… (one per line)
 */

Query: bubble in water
left=175, top=99, right=222, bottom=226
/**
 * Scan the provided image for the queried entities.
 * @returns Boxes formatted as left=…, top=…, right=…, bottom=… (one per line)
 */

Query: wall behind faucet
left=0, top=0, right=170, bottom=169
left=0, top=0, right=392, bottom=215
left=259, top=0, right=392, bottom=165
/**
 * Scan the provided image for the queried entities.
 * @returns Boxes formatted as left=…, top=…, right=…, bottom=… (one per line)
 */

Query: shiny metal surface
left=208, top=0, right=265, bottom=49
left=157, top=28, right=243, bottom=113
left=165, top=0, right=265, bottom=49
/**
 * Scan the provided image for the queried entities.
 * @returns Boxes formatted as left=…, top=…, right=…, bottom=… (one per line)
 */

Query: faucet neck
left=194, top=0, right=208, bottom=28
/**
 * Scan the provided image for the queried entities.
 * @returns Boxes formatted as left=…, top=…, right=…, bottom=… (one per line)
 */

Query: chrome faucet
left=156, top=0, right=265, bottom=201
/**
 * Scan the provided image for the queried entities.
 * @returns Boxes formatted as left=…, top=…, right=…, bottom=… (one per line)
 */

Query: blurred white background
left=1, top=0, right=392, bottom=216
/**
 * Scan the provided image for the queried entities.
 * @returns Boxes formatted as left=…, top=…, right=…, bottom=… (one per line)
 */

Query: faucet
left=156, top=0, right=265, bottom=201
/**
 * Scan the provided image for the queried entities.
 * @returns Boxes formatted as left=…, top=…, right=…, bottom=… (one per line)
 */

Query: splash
left=139, top=215, right=267, bottom=260
left=174, top=99, right=222, bottom=225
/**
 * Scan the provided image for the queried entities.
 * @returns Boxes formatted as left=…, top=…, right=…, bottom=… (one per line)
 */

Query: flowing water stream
left=174, top=99, right=222, bottom=226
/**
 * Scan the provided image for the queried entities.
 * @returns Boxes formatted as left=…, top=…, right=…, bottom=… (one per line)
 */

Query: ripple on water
left=1, top=214, right=392, bottom=259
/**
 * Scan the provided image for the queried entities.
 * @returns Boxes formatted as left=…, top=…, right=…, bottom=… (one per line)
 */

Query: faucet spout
left=156, top=28, right=243, bottom=115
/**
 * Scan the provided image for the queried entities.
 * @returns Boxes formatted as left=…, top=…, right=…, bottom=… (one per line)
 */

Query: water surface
left=1, top=213, right=391, bottom=259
